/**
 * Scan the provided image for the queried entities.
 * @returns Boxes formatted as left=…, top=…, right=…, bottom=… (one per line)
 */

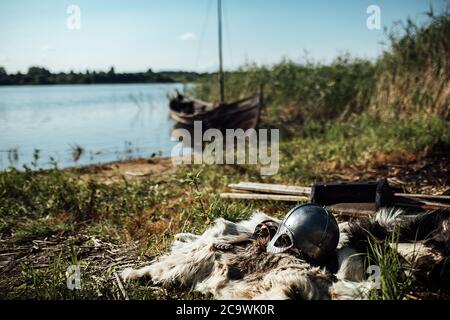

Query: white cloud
left=177, top=32, right=196, bottom=41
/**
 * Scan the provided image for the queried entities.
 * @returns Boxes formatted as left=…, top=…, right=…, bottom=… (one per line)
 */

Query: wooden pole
left=228, top=182, right=312, bottom=196
left=218, top=0, right=225, bottom=103
left=394, top=193, right=450, bottom=201
left=220, top=193, right=309, bottom=202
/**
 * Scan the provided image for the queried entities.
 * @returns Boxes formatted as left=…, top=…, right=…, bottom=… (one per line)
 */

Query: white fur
left=337, top=221, right=350, bottom=248
left=330, top=279, right=377, bottom=300
left=335, top=247, right=365, bottom=282
left=122, top=211, right=396, bottom=300
left=375, top=207, right=403, bottom=230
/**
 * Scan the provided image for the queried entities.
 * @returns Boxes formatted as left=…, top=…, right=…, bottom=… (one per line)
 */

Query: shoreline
left=69, top=156, right=175, bottom=183
left=0, top=156, right=175, bottom=182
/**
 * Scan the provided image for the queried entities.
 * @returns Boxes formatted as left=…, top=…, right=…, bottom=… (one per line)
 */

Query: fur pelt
left=122, top=209, right=450, bottom=300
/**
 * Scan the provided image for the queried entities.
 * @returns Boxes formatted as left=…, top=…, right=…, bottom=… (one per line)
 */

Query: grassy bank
left=0, top=10, right=449, bottom=299
left=194, top=9, right=449, bottom=122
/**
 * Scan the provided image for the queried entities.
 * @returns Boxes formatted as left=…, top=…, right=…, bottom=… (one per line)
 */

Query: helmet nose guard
left=266, top=224, right=294, bottom=254
left=266, top=204, right=339, bottom=260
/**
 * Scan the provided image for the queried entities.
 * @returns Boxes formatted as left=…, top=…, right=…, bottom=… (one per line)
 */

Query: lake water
left=0, top=83, right=184, bottom=170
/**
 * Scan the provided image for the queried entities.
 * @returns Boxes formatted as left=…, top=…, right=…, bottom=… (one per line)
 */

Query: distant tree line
left=0, top=66, right=205, bottom=85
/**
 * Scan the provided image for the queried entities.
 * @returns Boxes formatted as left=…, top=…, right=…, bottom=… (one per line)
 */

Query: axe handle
left=394, top=197, right=450, bottom=210
left=394, top=193, right=450, bottom=202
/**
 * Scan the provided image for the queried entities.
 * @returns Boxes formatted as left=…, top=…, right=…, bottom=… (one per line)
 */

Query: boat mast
left=217, top=0, right=225, bottom=103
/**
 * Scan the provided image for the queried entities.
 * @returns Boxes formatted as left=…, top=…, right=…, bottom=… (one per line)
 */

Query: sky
left=0, top=0, right=447, bottom=73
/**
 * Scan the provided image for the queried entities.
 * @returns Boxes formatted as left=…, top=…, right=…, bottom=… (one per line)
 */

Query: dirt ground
left=75, top=157, right=176, bottom=184
left=75, top=147, right=449, bottom=196
left=324, top=145, right=450, bottom=196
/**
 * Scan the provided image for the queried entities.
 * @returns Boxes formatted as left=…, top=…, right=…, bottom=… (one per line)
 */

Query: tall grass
left=193, top=57, right=376, bottom=129
left=366, top=231, right=415, bottom=300
left=371, top=7, right=450, bottom=119
left=191, top=8, right=450, bottom=130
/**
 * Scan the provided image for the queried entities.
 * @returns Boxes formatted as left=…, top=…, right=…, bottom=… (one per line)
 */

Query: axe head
left=310, top=179, right=395, bottom=210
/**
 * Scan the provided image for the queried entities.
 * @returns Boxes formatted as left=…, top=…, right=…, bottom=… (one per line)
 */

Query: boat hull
left=169, top=93, right=262, bottom=131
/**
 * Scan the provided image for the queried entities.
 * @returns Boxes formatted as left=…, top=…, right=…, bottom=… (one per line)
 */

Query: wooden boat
left=169, top=0, right=263, bottom=130
left=169, top=89, right=263, bottom=130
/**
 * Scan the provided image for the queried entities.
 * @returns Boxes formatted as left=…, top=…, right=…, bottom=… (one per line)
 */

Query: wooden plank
left=220, top=193, right=309, bottom=202
left=229, top=182, right=312, bottom=196
left=395, top=193, right=450, bottom=202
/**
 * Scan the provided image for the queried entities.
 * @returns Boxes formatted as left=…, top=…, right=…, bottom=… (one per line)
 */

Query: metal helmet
left=267, top=204, right=339, bottom=261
